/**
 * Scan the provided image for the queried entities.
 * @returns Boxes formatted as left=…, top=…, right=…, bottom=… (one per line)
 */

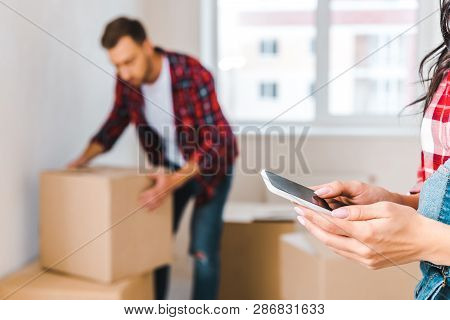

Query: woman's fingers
left=313, top=180, right=363, bottom=199
left=297, top=212, right=378, bottom=265
left=294, top=204, right=376, bottom=241
left=295, top=204, right=389, bottom=263
left=330, top=248, right=377, bottom=269
left=297, top=214, right=364, bottom=254
left=295, top=206, right=349, bottom=236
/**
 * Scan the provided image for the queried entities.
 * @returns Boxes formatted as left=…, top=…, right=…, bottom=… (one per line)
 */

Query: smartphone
left=260, top=169, right=338, bottom=214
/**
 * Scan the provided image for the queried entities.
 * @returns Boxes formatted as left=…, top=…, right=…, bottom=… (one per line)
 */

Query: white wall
left=141, top=0, right=201, bottom=56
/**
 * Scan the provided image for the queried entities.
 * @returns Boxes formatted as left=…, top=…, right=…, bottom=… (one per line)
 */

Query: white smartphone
left=260, top=169, right=334, bottom=215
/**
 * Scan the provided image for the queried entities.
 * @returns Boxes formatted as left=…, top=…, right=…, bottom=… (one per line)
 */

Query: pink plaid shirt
left=411, top=71, right=450, bottom=193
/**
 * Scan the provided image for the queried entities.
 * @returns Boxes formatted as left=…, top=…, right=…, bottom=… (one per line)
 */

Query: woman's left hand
left=294, top=202, right=430, bottom=269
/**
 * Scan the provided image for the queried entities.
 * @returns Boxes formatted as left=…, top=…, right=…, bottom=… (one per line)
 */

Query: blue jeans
left=415, top=159, right=450, bottom=300
left=154, top=165, right=233, bottom=300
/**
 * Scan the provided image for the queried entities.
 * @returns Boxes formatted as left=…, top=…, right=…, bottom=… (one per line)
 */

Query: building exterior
left=217, top=0, right=418, bottom=122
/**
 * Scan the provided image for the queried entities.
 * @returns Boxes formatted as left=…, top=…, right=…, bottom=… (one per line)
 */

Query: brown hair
left=101, top=17, right=147, bottom=49
left=410, top=0, right=450, bottom=113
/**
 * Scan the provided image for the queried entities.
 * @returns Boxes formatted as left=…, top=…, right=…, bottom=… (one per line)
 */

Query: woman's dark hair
left=101, top=17, right=147, bottom=49
left=410, top=0, right=450, bottom=113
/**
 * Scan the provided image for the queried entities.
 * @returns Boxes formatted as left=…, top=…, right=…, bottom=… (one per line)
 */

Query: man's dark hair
left=101, top=17, right=147, bottom=49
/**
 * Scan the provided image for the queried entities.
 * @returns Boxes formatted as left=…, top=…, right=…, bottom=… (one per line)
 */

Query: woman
left=294, top=0, right=450, bottom=300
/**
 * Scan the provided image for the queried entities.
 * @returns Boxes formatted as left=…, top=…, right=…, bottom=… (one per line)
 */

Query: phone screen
left=265, top=171, right=333, bottom=211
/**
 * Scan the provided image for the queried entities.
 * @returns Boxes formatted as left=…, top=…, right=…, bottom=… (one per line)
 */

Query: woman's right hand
left=312, top=181, right=401, bottom=209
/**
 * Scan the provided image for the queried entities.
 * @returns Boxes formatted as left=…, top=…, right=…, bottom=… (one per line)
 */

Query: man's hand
left=67, top=156, right=89, bottom=169
left=67, top=142, right=105, bottom=169
left=139, top=161, right=199, bottom=211
left=139, top=168, right=177, bottom=211
left=294, top=201, right=431, bottom=269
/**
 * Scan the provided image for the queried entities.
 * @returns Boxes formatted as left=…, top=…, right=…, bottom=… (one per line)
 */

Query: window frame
left=200, top=0, right=440, bottom=135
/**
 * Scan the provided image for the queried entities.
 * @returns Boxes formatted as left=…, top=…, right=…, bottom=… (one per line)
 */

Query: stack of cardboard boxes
left=0, top=167, right=172, bottom=300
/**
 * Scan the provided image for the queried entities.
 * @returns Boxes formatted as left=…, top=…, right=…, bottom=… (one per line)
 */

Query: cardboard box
left=40, top=167, right=172, bottom=283
left=219, top=202, right=296, bottom=300
left=0, top=262, right=153, bottom=300
left=280, top=232, right=422, bottom=299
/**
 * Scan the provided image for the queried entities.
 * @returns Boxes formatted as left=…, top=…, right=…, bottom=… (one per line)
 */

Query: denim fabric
left=154, top=163, right=233, bottom=300
left=415, top=159, right=450, bottom=300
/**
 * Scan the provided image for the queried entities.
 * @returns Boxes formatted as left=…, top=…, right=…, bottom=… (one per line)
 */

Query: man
left=68, top=17, right=238, bottom=300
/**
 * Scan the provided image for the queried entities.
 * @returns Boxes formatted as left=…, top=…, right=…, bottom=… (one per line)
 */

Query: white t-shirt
left=141, top=56, right=186, bottom=167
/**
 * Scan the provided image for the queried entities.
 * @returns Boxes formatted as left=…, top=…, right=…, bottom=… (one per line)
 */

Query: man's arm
left=67, top=141, right=105, bottom=169
left=170, top=160, right=200, bottom=189
left=138, top=160, right=200, bottom=211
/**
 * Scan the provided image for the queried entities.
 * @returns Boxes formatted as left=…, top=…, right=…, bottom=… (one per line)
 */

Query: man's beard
left=142, top=57, right=154, bottom=84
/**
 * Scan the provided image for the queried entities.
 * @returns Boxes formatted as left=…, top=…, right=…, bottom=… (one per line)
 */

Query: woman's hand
left=294, top=202, right=431, bottom=269
left=312, top=180, right=406, bottom=209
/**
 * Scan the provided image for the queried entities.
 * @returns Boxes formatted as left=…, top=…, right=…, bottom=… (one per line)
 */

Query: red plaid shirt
left=91, top=48, right=238, bottom=206
left=411, top=71, right=450, bottom=193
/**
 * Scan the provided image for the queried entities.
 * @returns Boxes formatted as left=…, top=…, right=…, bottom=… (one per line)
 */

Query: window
left=214, top=0, right=422, bottom=126
left=260, top=82, right=278, bottom=98
left=216, top=0, right=317, bottom=123
left=328, top=0, right=419, bottom=117
left=260, top=39, right=278, bottom=55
